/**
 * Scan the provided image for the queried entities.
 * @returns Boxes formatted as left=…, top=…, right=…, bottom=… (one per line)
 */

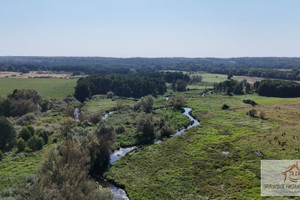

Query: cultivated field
left=0, top=78, right=77, bottom=99
left=0, top=71, right=73, bottom=78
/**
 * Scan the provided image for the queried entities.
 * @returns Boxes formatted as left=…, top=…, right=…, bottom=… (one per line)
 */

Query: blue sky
left=0, top=0, right=299, bottom=57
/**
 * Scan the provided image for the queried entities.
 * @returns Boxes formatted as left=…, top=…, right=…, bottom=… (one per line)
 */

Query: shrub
left=16, top=113, right=37, bottom=126
left=259, top=111, right=266, bottom=119
left=27, top=135, right=44, bottom=151
left=40, top=98, right=52, bottom=112
left=160, top=124, right=174, bottom=138
left=136, top=114, right=155, bottom=143
left=37, top=130, right=49, bottom=144
left=0, top=116, right=16, bottom=151
left=106, top=91, right=114, bottom=98
left=247, top=109, right=257, bottom=117
left=172, top=79, right=188, bottom=92
left=116, top=126, right=126, bottom=134
left=17, top=138, right=26, bottom=152
left=19, top=127, right=33, bottom=141
left=222, top=104, right=230, bottom=110
left=243, top=99, right=258, bottom=106
left=135, top=95, right=154, bottom=113
left=89, top=111, right=103, bottom=124
left=169, top=96, right=187, bottom=110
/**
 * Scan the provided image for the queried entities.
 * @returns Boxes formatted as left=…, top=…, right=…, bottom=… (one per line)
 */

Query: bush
left=135, top=95, right=154, bottom=113
left=259, top=111, right=266, bottom=119
left=169, top=96, right=187, bottom=110
left=0, top=116, right=16, bottom=151
left=222, top=104, right=230, bottom=110
left=27, top=135, right=44, bottom=151
left=19, top=127, right=33, bottom=141
left=136, top=114, right=155, bottom=144
left=243, top=99, right=258, bottom=106
left=8, top=89, right=42, bottom=116
left=160, top=124, right=174, bottom=138
left=172, top=79, right=187, bottom=92
left=17, top=138, right=26, bottom=152
left=89, top=111, right=103, bottom=124
left=247, top=109, right=257, bottom=117
left=37, top=130, right=49, bottom=144
left=106, top=91, right=114, bottom=98
left=16, top=113, right=37, bottom=126
left=116, top=126, right=126, bottom=134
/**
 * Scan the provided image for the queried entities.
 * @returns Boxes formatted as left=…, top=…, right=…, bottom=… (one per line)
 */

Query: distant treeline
left=75, top=74, right=167, bottom=102
left=214, top=79, right=300, bottom=98
left=255, top=80, right=300, bottom=97
left=1, top=56, right=300, bottom=80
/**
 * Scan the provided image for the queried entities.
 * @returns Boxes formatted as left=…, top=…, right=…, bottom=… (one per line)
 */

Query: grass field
left=187, top=73, right=227, bottom=90
left=0, top=78, right=77, bottom=99
left=105, top=91, right=300, bottom=199
left=235, top=94, right=300, bottom=106
left=0, top=150, right=44, bottom=198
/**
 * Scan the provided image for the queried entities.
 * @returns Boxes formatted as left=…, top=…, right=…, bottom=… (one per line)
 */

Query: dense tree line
left=214, top=79, right=251, bottom=95
left=75, top=74, right=167, bottom=102
left=2, top=57, right=300, bottom=81
left=215, top=79, right=300, bottom=98
left=255, top=80, right=300, bottom=97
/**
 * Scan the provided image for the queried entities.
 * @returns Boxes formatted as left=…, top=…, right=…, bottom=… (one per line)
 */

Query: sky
left=0, top=0, right=299, bottom=57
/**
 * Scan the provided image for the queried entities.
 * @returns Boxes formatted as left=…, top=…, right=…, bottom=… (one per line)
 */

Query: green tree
left=17, top=138, right=26, bottom=152
left=24, top=142, right=113, bottom=200
left=169, top=96, right=187, bottom=110
left=27, top=135, right=44, bottom=151
left=136, top=114, right=155, bottom=144
left=0, top=116, right=16, bottom=151
left=19, top=126, right=34, bottom=141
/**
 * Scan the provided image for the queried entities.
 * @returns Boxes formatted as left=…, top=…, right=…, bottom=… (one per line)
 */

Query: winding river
left=107, top=107, right=200, bottom=200
left=74, top=107, right=200, bottom=200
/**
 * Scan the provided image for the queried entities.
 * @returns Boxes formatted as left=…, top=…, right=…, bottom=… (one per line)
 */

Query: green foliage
left=172, top=79, right=188, bottom=92
left=169, top=96, right=187, bottom=110
left=222, top=104, right=230, bottom=110
left=136, top=114, right=155, bottom=144
left=214, top=79, right=247, bottom=95
left=87, top=123, right=116, bottom=176
left=160, top=124, right=174, bottom=138
left=247, top=109, right=258, bottom=117
left=0, top=150, right=3, bottom=161
left=37, top=130, right=49, bottom=144
left=27, top=135, right=44, bottom=151
left=257, top=79, right=300, bottom=97
left=243, top=99, right=258, bottom=106
left=0, top=116, right=16, bottom=151
left=19, top=126, right=35, bottom=141
left=75, top=74, right=167, bottom=102
left=17, top=138, right=26, bottom=152
left=24, top=142, right=113, bottom=200
left=135, top=94, right=154, bottom=113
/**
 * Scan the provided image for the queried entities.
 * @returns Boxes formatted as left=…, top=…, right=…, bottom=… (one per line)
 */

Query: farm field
left=0, top=78, right=77, bottom=99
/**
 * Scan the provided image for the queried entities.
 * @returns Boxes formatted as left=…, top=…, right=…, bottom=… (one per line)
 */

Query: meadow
left=105, top=90, right=300, bottom=199
left=0, top=78, right=77, bottom=99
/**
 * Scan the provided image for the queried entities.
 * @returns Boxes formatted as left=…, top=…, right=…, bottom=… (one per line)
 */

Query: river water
left=108, top=107, right=200, bottom=200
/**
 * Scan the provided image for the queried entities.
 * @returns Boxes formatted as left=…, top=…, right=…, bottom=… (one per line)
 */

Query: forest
left=1, top=57, right=300, bottom=80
